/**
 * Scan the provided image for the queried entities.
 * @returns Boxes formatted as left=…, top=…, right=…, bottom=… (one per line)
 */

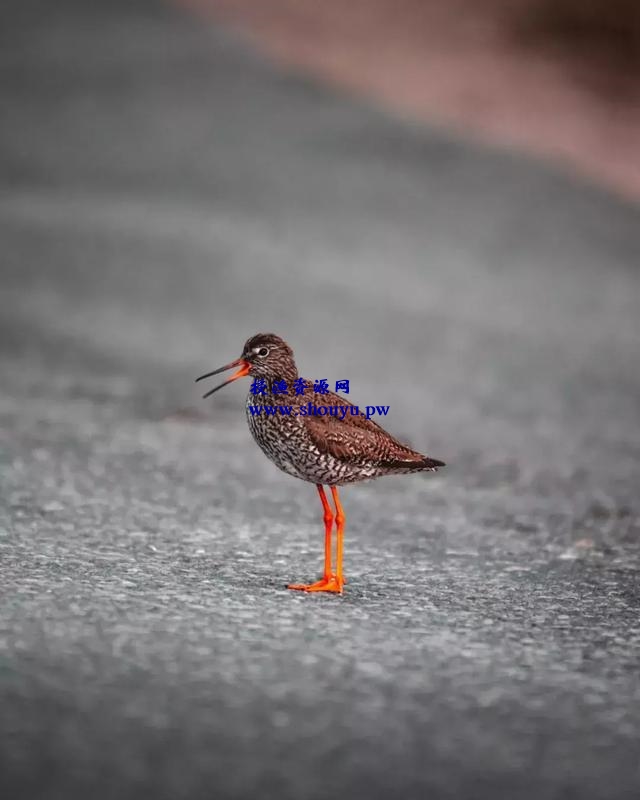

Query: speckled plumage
left=239, top=334, right=444, bottom=486
left=196, top=333, right=444, bottom=593
left=245, top=381, right=443, bottom=485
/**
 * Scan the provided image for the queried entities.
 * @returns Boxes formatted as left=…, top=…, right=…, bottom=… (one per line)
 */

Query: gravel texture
left=1, top=1, right=640, bottom=798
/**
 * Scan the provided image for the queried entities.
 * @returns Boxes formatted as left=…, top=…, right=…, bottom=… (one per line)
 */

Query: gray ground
left=2, top=0, right=640, bottom=798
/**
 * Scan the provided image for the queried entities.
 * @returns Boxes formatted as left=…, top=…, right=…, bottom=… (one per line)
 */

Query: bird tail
left=386, top=456, right=445, bottom=471
left=415, top=456, right=445, bottom=471
left=425, top=457, right=445, bottom=469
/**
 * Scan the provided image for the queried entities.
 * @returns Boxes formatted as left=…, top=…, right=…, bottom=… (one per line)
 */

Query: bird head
left=195, top=333, right=297, bottom=398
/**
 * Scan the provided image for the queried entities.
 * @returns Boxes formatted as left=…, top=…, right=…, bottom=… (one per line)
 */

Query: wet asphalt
left=1, top=0, right=640, bottom=798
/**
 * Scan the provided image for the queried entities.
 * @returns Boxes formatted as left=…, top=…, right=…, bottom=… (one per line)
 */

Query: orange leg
left=330, top=486, right=345, bottom=587
left=288, top=484, right=345, bottom=594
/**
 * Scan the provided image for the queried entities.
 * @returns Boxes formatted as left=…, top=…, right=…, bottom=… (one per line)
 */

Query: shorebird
left=196, top=333, right=444, bottom=594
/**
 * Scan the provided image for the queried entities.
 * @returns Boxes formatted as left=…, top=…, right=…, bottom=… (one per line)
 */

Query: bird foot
left=287, top=575, right=345, bottom=594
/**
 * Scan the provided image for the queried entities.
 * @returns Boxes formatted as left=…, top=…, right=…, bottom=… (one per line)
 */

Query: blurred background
left=1, top=0, right=639, bottom=798
left=192, top=0, right=640, bottom=199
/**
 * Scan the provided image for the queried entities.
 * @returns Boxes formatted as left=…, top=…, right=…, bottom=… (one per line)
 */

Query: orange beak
left=195, top=357, right=251, bottom=398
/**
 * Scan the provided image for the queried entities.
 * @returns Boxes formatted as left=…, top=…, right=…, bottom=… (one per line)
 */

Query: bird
left=196, top=333, right=444, bottom=594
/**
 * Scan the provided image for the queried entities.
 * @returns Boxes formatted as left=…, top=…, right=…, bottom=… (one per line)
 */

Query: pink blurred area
left=181, top=0, right=640, bottom=201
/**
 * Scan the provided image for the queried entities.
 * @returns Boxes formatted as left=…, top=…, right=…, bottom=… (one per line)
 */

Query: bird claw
left=287, top=575, right=345, bottom=594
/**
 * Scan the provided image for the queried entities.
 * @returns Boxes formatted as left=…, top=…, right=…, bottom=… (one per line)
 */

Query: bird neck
left=268, top=363, right=299, bottom=391
left=267, top=363, right=300, bottom=388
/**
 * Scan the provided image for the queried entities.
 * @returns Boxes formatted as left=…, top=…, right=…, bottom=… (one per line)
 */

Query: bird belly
left=244, top=394, right=387, bottom=485
left=244, top=401, right=355, bottom=484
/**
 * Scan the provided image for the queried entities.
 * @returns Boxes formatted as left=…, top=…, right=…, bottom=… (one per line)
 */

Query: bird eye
left=257, top=347, right=269, bottom=357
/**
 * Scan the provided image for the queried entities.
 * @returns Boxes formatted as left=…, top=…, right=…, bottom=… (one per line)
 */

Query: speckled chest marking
left=244, top=390, right=376, bottom=485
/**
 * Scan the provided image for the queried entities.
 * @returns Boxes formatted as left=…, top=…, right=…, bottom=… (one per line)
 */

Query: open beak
left=195, top=357, right=251, bottom=398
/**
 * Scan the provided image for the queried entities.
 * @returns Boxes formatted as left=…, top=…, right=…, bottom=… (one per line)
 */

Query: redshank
left=196, top=333, right=444, bottom=594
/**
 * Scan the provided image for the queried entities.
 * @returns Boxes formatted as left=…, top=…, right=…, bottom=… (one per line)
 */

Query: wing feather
left=299, top=388, right=443, bottom=469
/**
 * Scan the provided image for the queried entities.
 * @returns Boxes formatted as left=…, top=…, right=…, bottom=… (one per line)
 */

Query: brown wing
left=299, top=386, right=444, bottom=469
